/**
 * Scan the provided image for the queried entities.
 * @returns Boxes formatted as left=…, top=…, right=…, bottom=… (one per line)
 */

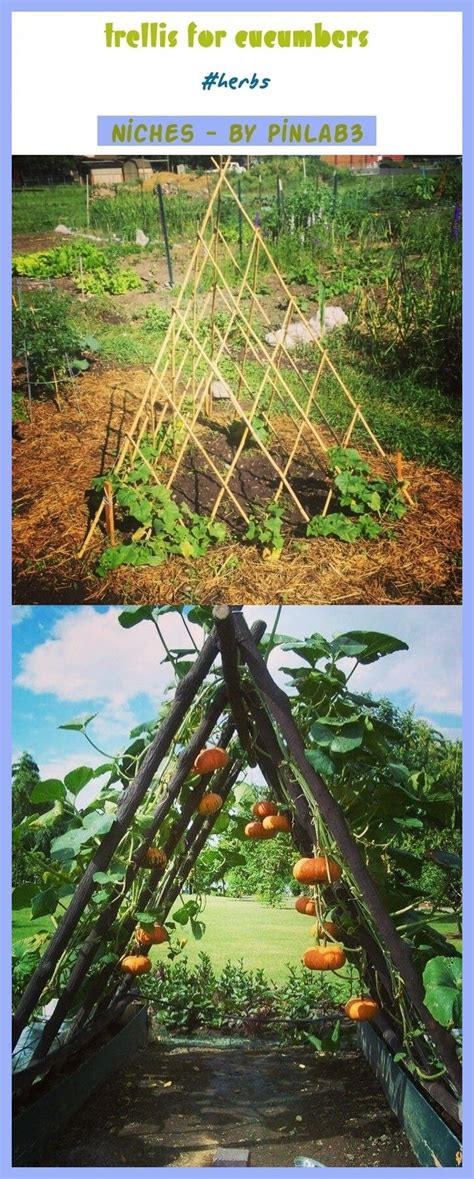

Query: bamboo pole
left=77, top=160, right=233, bottom=556
left=161, top=387, right=250, bottom=524
left=273, top=351, right=327, bottom=506
left=215, top=165, right=411, bottom=501
left=216, top=227, right=342, bottom=448
left=103, top=481, right=115, bottom=546
left=213, top=606, right=256, bottom=763
left=174, top=307, right=311, bottom=523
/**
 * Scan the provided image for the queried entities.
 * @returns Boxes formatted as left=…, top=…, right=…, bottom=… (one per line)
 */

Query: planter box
left=358, top=1022, right=461, bottom=1168
left=12, top=1006, right=148, bottom=1166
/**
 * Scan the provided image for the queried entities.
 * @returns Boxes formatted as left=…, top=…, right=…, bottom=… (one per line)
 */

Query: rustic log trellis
left=13, top=607, right=460, bottom=1131
left=79, top=158, right=413, bottom=558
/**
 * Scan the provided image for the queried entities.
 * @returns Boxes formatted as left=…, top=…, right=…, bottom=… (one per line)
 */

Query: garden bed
left=12, top=367, right=461, bottom=605
left=31, top=1039, right=418, bottom=1169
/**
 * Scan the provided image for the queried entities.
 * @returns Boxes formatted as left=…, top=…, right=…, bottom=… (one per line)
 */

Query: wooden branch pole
left=12, top=626, right=222, bottom=1049
left=233, top=611, right=462, bottom=1095
left=103, top=481, right=115, bottom=546
left=213, top=606, right=256, bottom=764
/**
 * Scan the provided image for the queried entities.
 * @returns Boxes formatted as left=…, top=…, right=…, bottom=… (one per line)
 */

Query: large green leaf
left=82, top=811, right=115, bottom=837
left=30, top=778, right=65, bottom=804
left=423, top=956, right=462, bottom=1027
left=305, top=747, right=336, bottom=776
left=331, top=631, right=409, bottom=664
left=50, top=827, right=87, bottom=860
left=12, top=883, right=37, bottom=910
left=330, top=723, right=364, bottom=753
left=118, top=605, right=156, bottom=628
left=31, top=886, right=59, bottom=918
left=64, top=766, right=97, bottom=796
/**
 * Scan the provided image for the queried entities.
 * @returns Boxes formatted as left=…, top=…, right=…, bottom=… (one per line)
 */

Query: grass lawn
left=151, top=895, right=351, bottom=988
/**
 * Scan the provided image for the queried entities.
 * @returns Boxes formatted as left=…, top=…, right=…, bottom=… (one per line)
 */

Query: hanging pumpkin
left=194, top=747, right=229, bottom=775
left=295, top=897, right=317, bottom=916
left=344, top=997, right=380, bottom=1021
left=197, top=792, right=223, bottom=816
left=262, top=814, right=291, bottom=834
left=302, top=945, right=346, bottom=971
left=136, top=923, right=169, bottom=948
left=144, top=847, right=168, bottom=871
left=293, top=856, right=341, bottom=884
left=310, top=920, right=340, bottom=939
left=252, top=800, right=278, bottom=819
left=120, top=955, right=152, bottom=976
left=244, top=820, right=273, bottom=839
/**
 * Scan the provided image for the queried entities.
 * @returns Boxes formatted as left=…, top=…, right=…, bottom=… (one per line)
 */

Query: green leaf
left=59, top=713, right=97, bottom=732
left=50, top=827, right=87, bottom=860
left=423, top=956, right=462, bottom=1027
left=82, top=811, right=115, bottom=837
left=427, top=849, right=462, bottom=870
left=30, top=779, right=66, bottom=804
left=118, top=605, right=156, bottom=629
left=12, top=883, right=37, bottom=910
left=64, top=766, right=96, bottom=796
left=333, top=631, right=409, bottom=665
left=330, top=723, right=363, bottom=753
left=190, top=918, right=206, bottom=940
left=31, top=887, right=59, bottom=918
left=305, top=746, right=336, bottom=776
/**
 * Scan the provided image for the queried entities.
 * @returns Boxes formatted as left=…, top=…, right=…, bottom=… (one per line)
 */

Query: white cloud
left=12, top=606, right=32, bottom=626
left=14, top=606, right=203, bottom=709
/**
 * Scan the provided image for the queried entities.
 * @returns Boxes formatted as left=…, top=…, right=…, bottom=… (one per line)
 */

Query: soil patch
left=37, top=1041, right=418, bottom=1168
left=12, top=366, right=462, bottom=605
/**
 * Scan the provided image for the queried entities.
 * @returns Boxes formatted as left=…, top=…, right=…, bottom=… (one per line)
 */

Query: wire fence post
left=85, top=173, right=90, bottom=232
left=156, top=183, right=174, bottom=287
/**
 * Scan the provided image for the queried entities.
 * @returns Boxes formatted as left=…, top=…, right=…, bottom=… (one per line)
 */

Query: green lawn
left=151, top=895, right=343, bottom=986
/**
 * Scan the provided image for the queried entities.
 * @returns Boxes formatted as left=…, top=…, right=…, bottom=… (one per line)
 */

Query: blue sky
left=12, top=605, right=462, bottom=799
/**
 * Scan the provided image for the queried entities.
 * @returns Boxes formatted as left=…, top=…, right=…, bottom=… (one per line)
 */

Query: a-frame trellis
left=79, top=159, right=412, bottom=557
left=13, top=608, right=460, bottom=1133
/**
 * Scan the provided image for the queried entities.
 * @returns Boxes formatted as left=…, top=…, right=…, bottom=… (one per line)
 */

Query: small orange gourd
left=252, top=800, right=278, bottom=819
left=262, top=814, right=291, bottom=834
left=344, top=997, right=380, bottom=1021
left=295, top=897, right=317, bottom=916
left=194, top=747, right=229, bottom=775
left=120, top=955, right=152, bottom=976
left=302, top=945, right=346, bottom=971
left=310, top=920, right=340, bottom=939
left=144, top=847, right=168, bottom=871
left=293, top=856, right=341, bottom=884
left=197, top=792, right=223, bottom=816
left=245, top=820, right=267, bottom=839
left=135, top=923, right=169, bottom=948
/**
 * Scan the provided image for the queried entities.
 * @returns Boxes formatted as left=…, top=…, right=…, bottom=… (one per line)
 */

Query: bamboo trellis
left=79, top=159, right=412, bottom=558
left=12, top=608, right=460, bottom=1134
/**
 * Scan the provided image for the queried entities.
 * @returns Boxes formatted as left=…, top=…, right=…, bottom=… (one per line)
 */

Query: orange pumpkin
left=344, top=997, right=380, bottom=1021
left=120, top=955, right=152, bottom=976
left=295, top=897, right=317, bottom=916
left=244, top=820, right=273, bottom=839
left=310, top=920, right=340, bottom=940
left=262, top=814, right=291, bottom=834
left=293, top=856, right=341, bottom=884
left=302, top=945, right=346, bottom=971
left=144, top=847, right=168, bottom=871
left=136, top=923, right=169, bottom=948
left=197, top=792, right=223, bottom=816
left=252, top=800, right=278, bottom=819
left=194, top=747, right=229, bottom=775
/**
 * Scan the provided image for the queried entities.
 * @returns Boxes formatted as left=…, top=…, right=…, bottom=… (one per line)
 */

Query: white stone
left=54, top=223, right=72, bottom=235
left=135, top=228, right=150, bottom=247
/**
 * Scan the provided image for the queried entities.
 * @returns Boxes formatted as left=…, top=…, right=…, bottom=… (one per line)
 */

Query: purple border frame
left=1, top=1, right=471, bottom=1176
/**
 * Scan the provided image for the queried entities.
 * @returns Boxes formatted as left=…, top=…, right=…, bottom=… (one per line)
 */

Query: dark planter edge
left=12, top=1005, right=148, bottom=1167
left=357, top=1021, right=462, bottom=1168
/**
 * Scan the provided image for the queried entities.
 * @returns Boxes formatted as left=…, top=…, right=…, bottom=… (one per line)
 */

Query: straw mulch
left=12, top=367, right=461, bottom=606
